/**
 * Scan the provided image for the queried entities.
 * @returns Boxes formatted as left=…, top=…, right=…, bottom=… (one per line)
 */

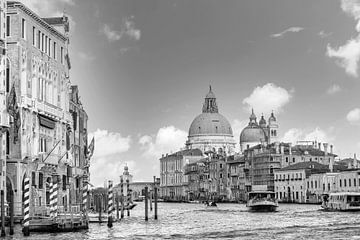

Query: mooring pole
left=145, top=186, right=148, bottom=221
left=154, top=176, right=158, bottom=220
left=98, top=197, right=102, bottom=223
left=126, top=178, right=130, bottom=217
left=116, top=193, right=119, bottom=221
left=1, top=190, right=5, bottom=237
left=9, top=190, right=14, bottom=235
left=107, top=180, right=113, bottom=228
left=120, top=177, right=124, bottom=219
left=22, top=177, right=30, bottom=236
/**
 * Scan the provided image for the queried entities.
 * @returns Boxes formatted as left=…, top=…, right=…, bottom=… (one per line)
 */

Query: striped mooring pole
left=82, top=180, right=88, bottom=213
left=107, top=180, right=113, bottom=228
left=49, top=181, right=54, bottom=218
left=22, top=177, right=30, bottom=236
left=126, top=178, right=130, bottom=216
left=120, top=177, right=124, bottom=219
left=51, top=180, right=58, bottom=218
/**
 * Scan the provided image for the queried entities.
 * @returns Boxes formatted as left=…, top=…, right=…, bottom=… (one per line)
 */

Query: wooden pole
left=22, top=178, right=30, bottom=236
left=126, top=178, right=130, bottom=217
left=120, top=177, right=124, bottom=219
left=116, top=193, right=119, bottom=221
left=154, top=176, right=158, bottom=220
left=1, top=190, right=5, bottom=236
left=9, top=190, right=14, bottom=235
left=144, top=186, right=148, bottom=221
left=98, top=197, right=102, bottom=223
left=107, top=181, right=113, bottom=228
left=150, top=189, right=153, bottom=211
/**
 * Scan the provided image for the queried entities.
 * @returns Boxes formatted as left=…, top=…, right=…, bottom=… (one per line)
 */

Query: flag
left=7, top=84, right=17, bottom=117
left=87, top=137, right=94, bottom=159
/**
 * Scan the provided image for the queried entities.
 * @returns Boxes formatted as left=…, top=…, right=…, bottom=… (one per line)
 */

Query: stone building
left=5, top=2, right=88, bottom=216
left=159, top=148, right=203, bottom=200
left=240, top=110, right=279, bottom=152
left=186, top=86, right=235, bottom=154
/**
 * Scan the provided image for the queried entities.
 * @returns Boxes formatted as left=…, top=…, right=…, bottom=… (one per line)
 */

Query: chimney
left=330, top=145, right=333, bottom=154
left=315, top=140, right=317, bottom=148
left=275, top=142, right=280, bottom=154
left=318, top=142, right=321, bottom=150
left=289, top=143, right=292, bottom=155
left=323, top=143, right=328, bottom=156
left=280, top=145, right=284, bottom=155
left=329, top=157, right=334, bottom=172
left=354, top=153, right=358, bottom=169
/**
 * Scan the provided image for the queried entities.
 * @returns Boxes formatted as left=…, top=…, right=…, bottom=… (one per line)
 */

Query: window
left=355, top=179, right=357, bottom=187
left=286, top=157, right=288, bottom=162
left=21, top=18, right=26, bottom=39
left=311, top=181, right=313, bottom=188
left=220, top=173, right=223, bottom=178
left=31, top=172, right=36, bottom=186
left=219, top=163, right=223, bottom=169
left=315, top=181, right=317, bottom=188
left=37, top=30, right=41, bottom=49
left=45, top=36, right=48, bottom=54
left=349, top=179, right=351, bottom=187
left=344, top=179, right=347, bottom=187
left=32, top=26, right=35, bottom=46
left=293, top=157, right=295, bottom=163
left=340, top=179, right=342, bottom=187
left=328, top=183, right=330, bottom=191
left=48, top=38, right=51, bottom=57
left=6, top=59, right=10, bottom=93
left=5, top=131, right=9, bottom=155
left=38, top=172, right=43, bottom=189
left=61, top=47, right=64, bottom=64
left=53, top=42, right=57, bottom=60
left=62, top=175, right=67, bottom=190
left=41, top=33, right=44, bottom=51
left=6, top=16, right=10, bottom=36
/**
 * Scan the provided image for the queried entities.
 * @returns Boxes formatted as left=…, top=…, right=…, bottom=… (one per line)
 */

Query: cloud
left=282, top=127, right=335, bottom=144
left=78, top=52, right=95, bottom=61
left=242, top=83, right=293, bottom=114
left=139, top=126, right=187, bottom=157
left=327, top=0, right=360, bottom=77
left=327, top=84, right=341, bottom=94
left=17, top=0, right=74, bottom=17
left=101, top=16, right=141, bottom=42
left=270, top=27, right=304, bottom=38
left=346, top=108, right=360, bottom=124
left=88, top=129, right=132, bottom=187
left=318, top=31, right=333, bottom=38
left=101, top=24, right=122, bottom=42
left=89, top=129, right=131, bottom=158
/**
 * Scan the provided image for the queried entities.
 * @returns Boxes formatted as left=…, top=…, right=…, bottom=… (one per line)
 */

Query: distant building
left=186, top=86, right=236, bottom=154
left=240, top=110, right=279, bottom=152
left=159, top=149, right=203, bottom=200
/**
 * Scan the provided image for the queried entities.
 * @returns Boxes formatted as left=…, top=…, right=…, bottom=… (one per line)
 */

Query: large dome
left=240, top=126, right=267, bottom=143
left=189, top=113, right=233, bottom=137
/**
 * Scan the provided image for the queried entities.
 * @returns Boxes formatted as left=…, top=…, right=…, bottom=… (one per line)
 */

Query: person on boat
left=210, top=202, right=217, bottom=207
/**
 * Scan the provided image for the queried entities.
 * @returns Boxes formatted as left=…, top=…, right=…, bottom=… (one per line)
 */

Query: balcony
left=35, top=100, right=62, bottom=119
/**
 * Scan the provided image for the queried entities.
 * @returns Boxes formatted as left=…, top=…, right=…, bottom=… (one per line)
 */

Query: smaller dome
left=240, top=125, right=267, bottom=143
left=268, top=111, right=276, bottom=122
left=259, top=115, right=266, bottom=126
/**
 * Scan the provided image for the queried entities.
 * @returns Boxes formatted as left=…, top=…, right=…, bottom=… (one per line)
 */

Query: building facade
left=5, top=2, right=88, bottom=216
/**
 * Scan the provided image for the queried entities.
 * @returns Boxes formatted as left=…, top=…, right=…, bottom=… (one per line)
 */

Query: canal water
left=4, top=203, right=360, bottom=239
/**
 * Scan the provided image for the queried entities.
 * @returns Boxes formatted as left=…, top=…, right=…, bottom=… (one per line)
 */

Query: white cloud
left=78, top=52, right=95, bottom=61
left=101, top=24, right=122, bottom=42
left=327, top=38, right=360, bottom=77
left=139, top=126, right=187, bottom=157
left=242, top=83, right=293, bottom=114
left=88, top=129, right=132, bottom=187
left=282, top=127, right=335, bottom=144
left=101, top=17, right=141, bottom=42
left=318, top=31, right=333, bottom=38
left=17, top=0, right=74, bottom=17
left=327, top=0, right=360, bottom=77
left=89, top=129, right=131, bottom=158
left=346, top=108, right=360, bottom=124
left=270, top=27, right=304, bottom=38
left=327, top=84, right=341, bottom=94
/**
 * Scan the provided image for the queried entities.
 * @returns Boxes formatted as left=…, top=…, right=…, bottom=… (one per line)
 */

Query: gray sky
left=21, top=0, right=360, bottom=187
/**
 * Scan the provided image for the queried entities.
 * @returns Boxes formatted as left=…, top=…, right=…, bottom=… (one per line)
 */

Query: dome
left=240, top=125, right=267, bottom=143
left=189, top=113, right=233, bottom=137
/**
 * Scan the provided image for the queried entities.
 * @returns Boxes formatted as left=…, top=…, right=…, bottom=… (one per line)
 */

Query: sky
left=19, top=0, right=360, bottom=187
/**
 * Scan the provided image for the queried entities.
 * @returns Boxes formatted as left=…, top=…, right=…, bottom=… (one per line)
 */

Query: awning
left=39, top=115, right=56, bottom=129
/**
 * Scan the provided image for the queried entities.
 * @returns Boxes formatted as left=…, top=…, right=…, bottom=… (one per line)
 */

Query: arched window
left=274, top=130, right=277, bottom=136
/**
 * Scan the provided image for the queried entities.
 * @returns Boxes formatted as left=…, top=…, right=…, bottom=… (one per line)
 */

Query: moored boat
left=321, top=192, right=360, bottom=211
left=246, top=191, right=278, bottom=212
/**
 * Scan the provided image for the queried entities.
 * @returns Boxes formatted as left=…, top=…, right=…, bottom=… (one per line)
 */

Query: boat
left=246, top=191, right=278, bottom=212
left=204, top=201, right=218, bottom=209
left=321, top=192, right=360, bottom=211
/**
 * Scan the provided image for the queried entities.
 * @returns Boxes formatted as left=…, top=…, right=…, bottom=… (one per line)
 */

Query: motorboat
left=246, top=191, right=278, bottom=212
left=321, top=192, right=360, bottom=211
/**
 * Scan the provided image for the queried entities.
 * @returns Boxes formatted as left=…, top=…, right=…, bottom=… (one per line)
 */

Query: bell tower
left=268, top=111, right=279, bottom=143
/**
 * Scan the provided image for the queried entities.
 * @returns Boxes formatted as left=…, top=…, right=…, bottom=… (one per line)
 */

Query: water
left=4, top=203, right=360, bottom=239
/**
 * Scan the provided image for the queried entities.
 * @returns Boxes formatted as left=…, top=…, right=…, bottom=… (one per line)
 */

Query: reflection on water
left=4, top=203, right=360, bottom=239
